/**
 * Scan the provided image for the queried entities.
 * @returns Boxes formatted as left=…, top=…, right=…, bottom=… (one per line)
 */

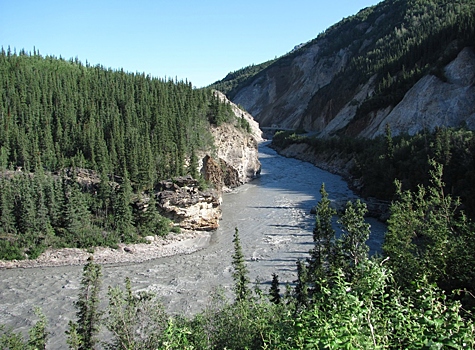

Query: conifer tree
left=113, top=170, right=136, bottom=243
left=67, top=258, right=102, bottom=350
left=294, top=260, right=310, bottom=308
left=63, top=180, right=92, bottom=246
left=269, top=273, right=281, bottom=304
left=308, top=183, right=336, bottom=281
left=0, top=177, right=17, bottom=236
left=231, top=228, right=250, bottom=302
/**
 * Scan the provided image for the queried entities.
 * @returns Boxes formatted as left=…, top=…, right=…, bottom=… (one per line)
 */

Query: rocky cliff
left=156, top=175, right=222, bottom=231
left=156, top=94, right=262, bottom=230
left=359, top=47, right=475, bottom=138
left=214, top=0, right=475, bottom=139
left=232, top=44, right=475, bottom=139
left=201, top=91, right=262, bottom=191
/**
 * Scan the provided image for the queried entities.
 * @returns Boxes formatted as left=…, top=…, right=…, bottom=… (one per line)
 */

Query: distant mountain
left=211, top=0, right=475, bottom=138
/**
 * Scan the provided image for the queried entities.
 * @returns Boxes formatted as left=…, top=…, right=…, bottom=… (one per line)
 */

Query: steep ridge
left=213, top=0, right=475, bottom=138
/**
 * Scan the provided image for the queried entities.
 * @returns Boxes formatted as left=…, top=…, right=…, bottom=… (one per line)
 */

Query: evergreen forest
left=272, top=126, right=475, bottom=218
left=0, top=49, right=236, bottom=259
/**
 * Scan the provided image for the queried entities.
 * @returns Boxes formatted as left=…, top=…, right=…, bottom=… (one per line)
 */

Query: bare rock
left=156, top=176, right=222, bottom=231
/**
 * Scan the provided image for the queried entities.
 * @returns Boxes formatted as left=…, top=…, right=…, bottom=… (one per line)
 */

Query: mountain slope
left=213, top=0, right=475, bottom=138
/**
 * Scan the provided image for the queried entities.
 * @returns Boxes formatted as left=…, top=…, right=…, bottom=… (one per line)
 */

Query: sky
left=1, top=0, right=381, bottom=88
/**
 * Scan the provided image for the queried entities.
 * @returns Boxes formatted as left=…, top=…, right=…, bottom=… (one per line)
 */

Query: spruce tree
left=308, top=183, right=336, bottom=281
left=231, top=228, right=250, bottom=302
left=67, top=258, right=102, bottom=350
left=63, top=180, right=92, bottom=246
left=113, top=170, right=136, bottom=243
left=269, top=273, right=281, bottom=304
left=294, top=260, right=310, bottom=308
left=0, top=177, right=17, bottom=236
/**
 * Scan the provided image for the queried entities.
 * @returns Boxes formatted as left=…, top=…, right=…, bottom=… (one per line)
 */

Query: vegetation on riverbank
left=272, top=126, right=475, bottom=219
left=2, top=165, right=474, bottom=349
left=0, top=50, right=240, bottom=260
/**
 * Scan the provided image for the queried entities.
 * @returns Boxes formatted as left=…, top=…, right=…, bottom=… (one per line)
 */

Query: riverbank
left=0, top=143, right=387, bottom=349
left=0, top=230, right=212, bottom=269
left=271, top=142, right=390, bottom=221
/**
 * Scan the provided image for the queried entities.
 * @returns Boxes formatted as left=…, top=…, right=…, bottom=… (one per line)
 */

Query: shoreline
left=0, top=230, right=213, bottom=270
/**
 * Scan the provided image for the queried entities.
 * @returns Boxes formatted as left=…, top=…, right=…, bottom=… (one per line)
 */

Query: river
left=0, top=142, right=386, bottom=349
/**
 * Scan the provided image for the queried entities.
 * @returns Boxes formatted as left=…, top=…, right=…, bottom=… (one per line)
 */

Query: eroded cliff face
left=233, top=46, right=475, bottom=138
left=156, top=94, right=262, bottom=231
left=359, top=47, right=475, bottom=138
left=201, top=92, right=262, bottom=191
left=233, top=42, right=351, bottom=130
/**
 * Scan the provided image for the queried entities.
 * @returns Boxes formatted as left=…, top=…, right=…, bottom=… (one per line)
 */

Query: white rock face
left=233, top=41, right=351, bottom=129
left=204, top=92, right=262, bottom=189
left=360, top=47, right=475, bottom=138
left=231, top=38, right=475, bottom=139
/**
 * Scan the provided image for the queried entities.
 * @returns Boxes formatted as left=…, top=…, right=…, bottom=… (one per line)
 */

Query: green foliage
left=272, top=130, right=307, bottom=149
left=67, top=259, right=102, bottom=350
left=269, top=273, right=281, bottom=304
left=0, top=240, right=24, bottom=260
left=136, top=195, right=171, bottom=237
left=0, top=308, right=48, bottom=350
left=231, top=227, right=250, bottom=302
left=206, top=93, right=234, bottom=126
left=237, top=115, right=251, bottom=133
left=104, top=277, right=168, bottom=350
left=336, top=200, right=370, bottom=269
left=268, top=261, right=475, bottom=349
left=0, top=52, right=223, bottom=182
left=384, top=160, right=475, bottom=294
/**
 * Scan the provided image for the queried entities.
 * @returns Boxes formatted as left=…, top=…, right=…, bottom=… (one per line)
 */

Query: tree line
left=0, top=49, right=236, bottom=259
left=272, top=126, right=475, bottom=219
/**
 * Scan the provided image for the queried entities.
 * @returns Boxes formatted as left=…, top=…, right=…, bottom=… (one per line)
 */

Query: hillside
left=212, top=0, right=475, bottom=138
left=0, top=51, right=261, bottom=260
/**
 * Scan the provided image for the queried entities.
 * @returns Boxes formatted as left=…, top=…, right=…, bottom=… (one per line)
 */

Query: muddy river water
left=0, top=142, right=386, bottom=349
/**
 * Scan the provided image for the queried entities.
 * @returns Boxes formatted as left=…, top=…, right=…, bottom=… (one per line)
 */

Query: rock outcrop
left=217, top=0, right=475, bottom=140
left=155, top=95, right=263, bottom=230
left=359, top=47, right=475, bottom=137
left=156, top=175, right=222, bottom=231
left=200, top=92, right=262, bottom=192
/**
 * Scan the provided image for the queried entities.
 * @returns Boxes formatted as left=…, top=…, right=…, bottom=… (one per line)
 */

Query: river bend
left=0, top=142, right=386, bottom=349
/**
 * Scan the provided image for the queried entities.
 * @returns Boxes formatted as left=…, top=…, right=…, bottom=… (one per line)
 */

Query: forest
left=0, top=49, right=237, bottom=259
left=272, top=126, right=475, bottom=218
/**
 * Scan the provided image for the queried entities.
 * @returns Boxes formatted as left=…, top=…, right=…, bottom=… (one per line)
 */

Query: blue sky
left=1, top=0, right=381, bottom=87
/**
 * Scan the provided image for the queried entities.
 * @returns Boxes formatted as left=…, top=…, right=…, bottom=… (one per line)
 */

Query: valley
left=0, top=142, right=386, bottom=349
